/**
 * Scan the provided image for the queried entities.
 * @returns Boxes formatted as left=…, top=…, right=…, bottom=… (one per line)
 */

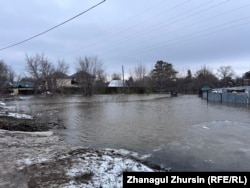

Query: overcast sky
left=1, top=0, right=250, bottom=79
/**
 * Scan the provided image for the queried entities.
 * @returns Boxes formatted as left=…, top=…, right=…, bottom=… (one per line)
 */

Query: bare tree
left=195, top=66, right=215, bottom=79
left=40, top=57, right=55, bottom=91
left=75, top=55, right=105, bottom=95
left=133, top=63, right=148, bottom=93
left=7, top=66, right=15, bottom=82
left=217, top=66, right=235, bottom=87
left=52, top=59, right=70, bottom=92
left=40, top=57, right=54, bottom=78
left=217, top=66, right=235, bottom=80
left=111, top=73, right=121, bottom=80
left=56, top=59, right=69, bottom=74
left=0, top=60, right=8, bottom=88
left=25, top=53, right=55, bottom=93
left=25, top=54, right=41, bottom=80
left=195, top=65, right=218, bottom=88
left=0, top=60, right=14, bottom=95
left=134, top=63, right=147, bottom=81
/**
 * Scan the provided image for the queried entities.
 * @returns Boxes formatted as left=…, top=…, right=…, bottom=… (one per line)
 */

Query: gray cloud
left=1, top=0, right=250, bottom=78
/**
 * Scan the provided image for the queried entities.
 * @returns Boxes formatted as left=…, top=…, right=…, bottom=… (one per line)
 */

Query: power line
left=102, top=0, right=191, bottom=39
left=78, top=0, right=191, bottom=52
left=147, top=1, right=250, bottom=42
left=105, top=0, right=228, bottom=49
left=82, top=0, right=228, bottom=53
left=133, top=15, right=250, bottom=56
left=0, top=0, right=106, bottom=51
left=94, top=0, right=249, bottom=57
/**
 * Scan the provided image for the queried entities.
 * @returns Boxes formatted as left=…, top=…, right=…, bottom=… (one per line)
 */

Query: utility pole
left=122, top=65, right=125, bottom=93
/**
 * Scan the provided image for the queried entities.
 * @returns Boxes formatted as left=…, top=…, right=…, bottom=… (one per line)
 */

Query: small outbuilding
left=107, top=80, right=127, bottom=94
left=12, top=82, right=35, bottom=95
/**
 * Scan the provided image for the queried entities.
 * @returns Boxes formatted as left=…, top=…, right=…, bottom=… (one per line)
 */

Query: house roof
left=108, top=80, right=126, bottom=87
left=70, top=71, right=94, bottom=79
left=51, top=72, right=70, bottom=78
left=13, top=82, right=35, bottom=88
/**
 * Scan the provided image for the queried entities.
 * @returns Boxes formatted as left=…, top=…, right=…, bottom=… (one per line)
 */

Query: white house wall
left=56, top=79, right=72, bottom=88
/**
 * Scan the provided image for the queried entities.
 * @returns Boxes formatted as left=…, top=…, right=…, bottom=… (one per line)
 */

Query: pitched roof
left=70, top=71, right=94, bottom=78
left=13, top=82, right=35, bottom=88
left=51, top=72, right=70, bottom=78
left=108, top=80, right=127, bottom=87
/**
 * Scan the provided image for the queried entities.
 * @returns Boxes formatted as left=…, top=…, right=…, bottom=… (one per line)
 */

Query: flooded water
left=10, top=94, right=250, bottom=171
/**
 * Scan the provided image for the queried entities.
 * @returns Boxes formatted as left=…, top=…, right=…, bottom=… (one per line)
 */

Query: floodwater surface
left=11, top=94, right=250, bottom=171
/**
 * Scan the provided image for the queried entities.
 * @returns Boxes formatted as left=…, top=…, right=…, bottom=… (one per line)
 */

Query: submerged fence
left=202, top=87, right=250, bottom=104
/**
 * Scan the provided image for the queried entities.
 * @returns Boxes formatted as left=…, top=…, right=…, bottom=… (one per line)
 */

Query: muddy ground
left=0, top=112, right=65, bottom=132
left=0, top=116, right=49, bottom=132
left=0, top=116, right=165, bottom=187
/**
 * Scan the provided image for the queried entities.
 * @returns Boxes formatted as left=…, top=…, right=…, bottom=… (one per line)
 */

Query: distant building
left=48, top=71, right=95, bottom=94
left=243, top=79, right=250, bottom=86
left=70, top=71, right=95, bottom=87
left=12, top=82, right=35, bottom=95
left=107, top=80, right=127, bottom=93
left=50, top=72, right=73, bottom=89
left=108, top=80, right=125, bottom=87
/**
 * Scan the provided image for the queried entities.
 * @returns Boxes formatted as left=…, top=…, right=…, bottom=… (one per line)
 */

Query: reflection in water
left=11, top=94, right=250, bottom=171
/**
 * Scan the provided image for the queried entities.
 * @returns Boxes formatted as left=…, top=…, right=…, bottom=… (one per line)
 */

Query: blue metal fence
left=202, top=87, right=250, bottom=104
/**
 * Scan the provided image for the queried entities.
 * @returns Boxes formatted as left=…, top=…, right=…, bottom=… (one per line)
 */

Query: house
left=107, top=80, right=128, bottom=93
left=11, top=71, right=98, bottom=95
left=50, top=72, right=73, bottom=88
left=108, top=80, right=125, bottom=87
left=70, top=71, right=95, bottom=86
left=12, top=81, right=35, bottom=95
left=243, top=79, right=250, bottom=86
left=48, top=71, right=96, bottom=95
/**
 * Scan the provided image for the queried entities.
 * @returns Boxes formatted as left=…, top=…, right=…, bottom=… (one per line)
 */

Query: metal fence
left=202, top=88, right=250, bottom=104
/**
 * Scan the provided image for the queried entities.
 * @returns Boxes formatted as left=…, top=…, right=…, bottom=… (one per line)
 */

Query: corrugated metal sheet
left=108, top=80, right=125, bottom=87
left=204, top=86, right=250, bottom=104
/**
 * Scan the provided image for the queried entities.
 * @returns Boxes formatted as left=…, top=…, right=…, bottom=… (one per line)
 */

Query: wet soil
left=0, top=116, right=47, bottom=131
left=0, top=115, right=164, bottom=187
left=0, top=130, right=163, bottom=188
left=0, top=116, right=60, bottom=132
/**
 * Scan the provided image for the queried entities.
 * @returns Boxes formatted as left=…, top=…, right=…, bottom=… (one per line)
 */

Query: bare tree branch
left=75, top=55, right=105, bottom=95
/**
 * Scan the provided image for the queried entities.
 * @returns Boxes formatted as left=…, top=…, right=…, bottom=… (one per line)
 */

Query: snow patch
left=6, top=112, right=33, bottom=119
left=0, top=112, right=33, bottom=119
left=17, top=157, right=49, bottom=170
left=64, top=149, right=154, bottom=188
left=0, top=130, right=160, bottom=187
